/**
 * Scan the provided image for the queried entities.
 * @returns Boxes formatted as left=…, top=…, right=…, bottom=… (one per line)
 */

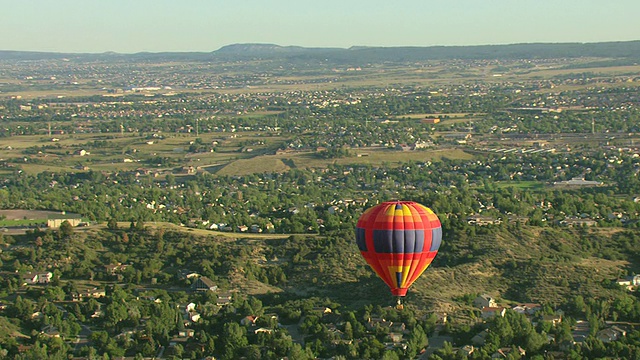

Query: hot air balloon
left=355, top=201, right=442, bottom=305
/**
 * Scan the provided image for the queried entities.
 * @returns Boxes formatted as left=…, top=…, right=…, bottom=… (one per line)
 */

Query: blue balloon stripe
left=373, top=229, right=426, bottom=253
left=430, top=227, right=442, bottom=252
left=356, top=227, right=367, bottom=251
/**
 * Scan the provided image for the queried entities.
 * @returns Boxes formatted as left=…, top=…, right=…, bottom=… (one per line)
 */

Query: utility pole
left=592, top=118, right=595, bottom=134
left=196, top=118, right=199, bottom=137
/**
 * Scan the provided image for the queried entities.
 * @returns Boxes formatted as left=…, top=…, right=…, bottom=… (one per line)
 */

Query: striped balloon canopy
left=355, top=201, right=442, bottom=297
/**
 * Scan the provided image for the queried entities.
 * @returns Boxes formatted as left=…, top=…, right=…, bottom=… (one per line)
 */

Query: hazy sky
left=2, top=0, right=639, bottom=53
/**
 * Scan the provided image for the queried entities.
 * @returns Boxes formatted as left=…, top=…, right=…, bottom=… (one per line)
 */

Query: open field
left=494, top=181, right=546, bottom=190
left=0, top=209, right=70, bottom=221
left=1, top=124, right=475, bottom=176
left=395, top=113, right=482, bottom=119
left=279, top=148, right=475, bottom=170
left=0, top=209, right=70, bottom=229
left=213, top=156, right=291, bottom=176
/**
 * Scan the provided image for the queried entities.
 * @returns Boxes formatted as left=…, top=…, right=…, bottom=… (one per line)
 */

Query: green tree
left=107, top=218, right=118, bottom=230
left=59, top=220, right=74, bottom=238
left=220, top=322, right=248, bottom=360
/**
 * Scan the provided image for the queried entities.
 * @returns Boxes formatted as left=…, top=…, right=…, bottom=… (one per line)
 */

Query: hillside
left=121, top=224, right=638, bottom=316
left=270, top=226, right=636, bottom=314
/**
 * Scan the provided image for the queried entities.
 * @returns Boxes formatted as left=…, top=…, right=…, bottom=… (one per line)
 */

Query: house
left=21, top=272, right=41, bottom=285
left=181, top=166, right=196, bottom=174
left=40, top=325, right=60, bottom=338
left=22, top=271, right=53, bottom=285
left=189, top=312, right=201, bottom=322
left=560, top=217, right=597, bottom=227
left=241, top=315, right=259, bottom=326
left=36, top=272, right=53, bottom=284
left=482, top=307, right=507, bottom=319
left=492, top=347, right=526, bottom=359
left=17, top=345, right=33, bottom=354
left=553, top=177, right=603, bottom=187
left=217, top=292, right=233, bottom=306
left=388, top=333, right=404, bottom=343
left=474, top=294, right=497, bottom=308
left=312, top=306, right=333, bottom=315
left=169, top=336, right=189, bottom=347
left=616, top=275, right=640, bottom=290
left=512, top=303, right=542, bottom=315
left=328, top=206, right=340, bottom=215
left=471, top=329, right=489, bottom=346
left=72, top=288, right=106, bottom=301
left=191, top=276, right=217, bottom=292
left=542, top=314, right=562, bottom=325
left=596, top=326, right=626, bottom=343
left=414, top=141, right=433, bottom=149
left=367, top=317, right=393, bottom=331
left=395, top=144, right=413, bottom=151
left=178, top=269, right=200, bottom=280
left=264, top=222, right=275, bottom=232
left=183, top=302, right=197, bottom=313
left=467, top=215, right=501, bottom=226
left=459, top=345, right=474, bottom=357
left=47, top=213, right=82, bottom=228
left=104, top=263, right=129, bottom=275
left=179, top=329, right=195, bottom=338
left=254, top=327, right=273, bottom=335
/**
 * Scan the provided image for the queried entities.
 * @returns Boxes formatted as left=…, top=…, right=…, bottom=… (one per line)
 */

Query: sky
left=1, top=0, right=640, bottom=53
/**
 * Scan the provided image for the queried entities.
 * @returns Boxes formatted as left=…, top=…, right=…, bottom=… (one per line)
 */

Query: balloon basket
left=395, top=297, right=404, bottom=310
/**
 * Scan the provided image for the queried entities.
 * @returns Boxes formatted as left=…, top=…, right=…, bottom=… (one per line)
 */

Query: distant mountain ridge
left=2, top=40, right=640, bottom=63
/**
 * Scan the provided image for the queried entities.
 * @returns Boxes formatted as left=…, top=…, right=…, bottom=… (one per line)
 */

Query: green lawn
left=495, top=181, right=546, bottom=190
left=0, top=219, right=46, bottom=227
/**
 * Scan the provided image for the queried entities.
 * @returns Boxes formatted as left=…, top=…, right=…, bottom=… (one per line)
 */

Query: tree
left=220, top=322, right=248, bottom=360
left=287, top=343, right=314, bottom=360
left=107, top=218, right=118, bottom=230
left=135, top=218, right=145, bottom=232
left=59, top=220, right=74, bottom=238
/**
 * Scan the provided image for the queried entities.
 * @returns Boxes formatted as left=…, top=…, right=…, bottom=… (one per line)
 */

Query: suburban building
left=596, top=326, right=626, bottom=343
left=191, top=276, right=217, bottom=292
left=21, top=271, right=53, bottom=285
left=481, top=307, right=507, bottom=319
left=47, top=213, right=82, bottom=228
left=617, top=275, right=640, bottom=290
left=474, top=294, right=498, bottom=308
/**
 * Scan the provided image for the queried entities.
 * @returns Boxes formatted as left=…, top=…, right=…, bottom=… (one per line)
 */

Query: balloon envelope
left=356, top=201, right=442, bottom=297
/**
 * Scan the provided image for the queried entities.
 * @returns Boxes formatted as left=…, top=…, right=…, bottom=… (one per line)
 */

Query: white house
left=474, top=294, right=497, bottom=308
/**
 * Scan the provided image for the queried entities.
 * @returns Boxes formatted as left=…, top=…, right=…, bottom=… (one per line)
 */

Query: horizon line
left=2, top=39, right=640, bottom=56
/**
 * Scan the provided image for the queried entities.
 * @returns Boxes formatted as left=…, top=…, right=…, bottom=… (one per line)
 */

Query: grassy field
left=494, top=181, right=546, bottom=190
left=395, top=113, right=483, bottom=119
left=0, top=125, right=475, bottom=176
left=0, top=219, right=46, bottom=227
left=282, top=148, right=474, bottom=170
left=214, top=156, right=291, bottom=175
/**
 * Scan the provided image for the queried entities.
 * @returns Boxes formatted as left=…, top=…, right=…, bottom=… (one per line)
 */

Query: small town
left=2, top=2, right=640, bottom=359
